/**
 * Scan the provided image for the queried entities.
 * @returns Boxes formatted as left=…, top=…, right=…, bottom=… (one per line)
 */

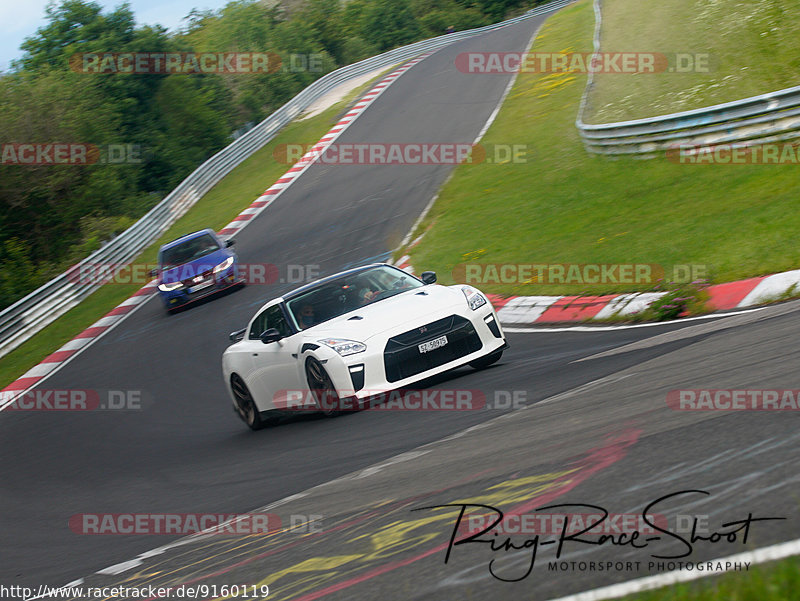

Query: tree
left=18, top=1, right=136, bottom=73
left=297, top=0, right=345, bottom=62
left=359, top=0, right=421, bottom=52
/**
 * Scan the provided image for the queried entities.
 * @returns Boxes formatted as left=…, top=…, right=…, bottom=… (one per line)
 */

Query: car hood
left=306, top=284, right=468, bottom=341
left=160, top=249, right=232, bottom=283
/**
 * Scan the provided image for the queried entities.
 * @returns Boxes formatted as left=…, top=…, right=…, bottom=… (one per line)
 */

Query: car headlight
left=158, top=281, right=183, bottom=292
left=318, top=338, right=366, bottom=356
left=213, top=256, right=234, bottom=273
left=461, top=285, right=487, bottom=310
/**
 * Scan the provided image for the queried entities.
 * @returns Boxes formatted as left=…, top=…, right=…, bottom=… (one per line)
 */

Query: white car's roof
left=256, top=263, right=416, bottom=312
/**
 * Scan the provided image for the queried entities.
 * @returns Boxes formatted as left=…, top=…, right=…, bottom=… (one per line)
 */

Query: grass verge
left=0, top=76, right=383, bottom=390
left=588, top=0, right=800, bottom=122
left=619, top=556, right=800, bottom=601
left=406, top=0, right=800, bottom=300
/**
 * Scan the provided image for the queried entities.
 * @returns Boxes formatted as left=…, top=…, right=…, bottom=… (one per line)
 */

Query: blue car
left=152, top=229, right=243, bottom=313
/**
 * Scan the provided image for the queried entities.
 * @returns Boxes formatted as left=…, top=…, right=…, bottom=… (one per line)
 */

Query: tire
left=469, top=348, right=504, bottom=370
left=305, top=358, right=341, bottom=417
left=230, top=374, right=265, bottom=430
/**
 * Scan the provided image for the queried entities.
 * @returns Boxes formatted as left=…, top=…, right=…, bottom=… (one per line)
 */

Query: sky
left=0, top=0, right=234, bottom=72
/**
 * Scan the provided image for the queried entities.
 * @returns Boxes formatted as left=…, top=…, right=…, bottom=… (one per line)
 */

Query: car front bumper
left=316, top=303, right=506, bottom=402
left=159, top=267, right=242, bottom=310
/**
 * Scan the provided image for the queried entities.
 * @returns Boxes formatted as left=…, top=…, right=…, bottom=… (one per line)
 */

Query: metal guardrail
left=0, top=0, right=573, bottom=359
left=576, top=0, right=800, bottom=155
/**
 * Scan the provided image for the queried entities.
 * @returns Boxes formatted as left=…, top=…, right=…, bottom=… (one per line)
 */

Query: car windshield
left=286, top=265, right=423, bottom=330
left=160, top=233, right=220, bottom=267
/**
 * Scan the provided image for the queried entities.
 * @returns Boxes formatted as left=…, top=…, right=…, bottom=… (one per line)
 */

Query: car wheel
left=469, top=348, right=504, bottom=370
left=230, top=374, right=265, bottom=430
left=305, top=358, right=341, bottom=417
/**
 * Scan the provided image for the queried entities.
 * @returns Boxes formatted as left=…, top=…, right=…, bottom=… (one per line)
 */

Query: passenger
left=359, top=287, right=378, bottom=305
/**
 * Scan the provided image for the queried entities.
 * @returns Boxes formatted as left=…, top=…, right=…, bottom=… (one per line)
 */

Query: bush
left=635, top=279, right=711, bottom=322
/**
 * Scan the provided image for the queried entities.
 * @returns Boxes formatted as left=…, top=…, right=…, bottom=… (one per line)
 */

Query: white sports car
left=222, top=264, right=507, bottom=429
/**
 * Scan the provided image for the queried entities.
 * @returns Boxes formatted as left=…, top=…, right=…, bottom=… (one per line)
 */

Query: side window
left=269, top=305, right=292, bottom=338
left=249, top=304, right=292, bottom=339
left=249, top=309, right=268, bottom=340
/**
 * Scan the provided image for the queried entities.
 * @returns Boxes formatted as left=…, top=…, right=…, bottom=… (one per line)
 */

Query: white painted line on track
left=502, top=306, right=766, bottom=333
left=263, top=492, right=309, bottom=510
left=352, top=450, right=430, bottom=480
left=473, top=9, right=543, bottom=146
left=537, top=373, right=636, bottom=407
left=544, top=537, right=800, bottom=601
left=396, top=16, right=545, bottom=258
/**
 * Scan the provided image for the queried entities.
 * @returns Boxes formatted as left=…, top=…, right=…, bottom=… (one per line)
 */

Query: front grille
left=388, top=315, right=456, bottom=345
left=384, top=315, right=482, bottom=383
left=181, top=269, right=216, bottom=297
left=182, top=269, right=213, bottom=288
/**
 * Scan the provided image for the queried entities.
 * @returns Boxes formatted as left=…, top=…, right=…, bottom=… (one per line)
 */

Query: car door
left=247, top=303, right=304, bottom=410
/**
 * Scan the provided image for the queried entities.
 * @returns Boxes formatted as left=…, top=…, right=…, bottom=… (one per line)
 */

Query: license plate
left=188, top=280, right=214, bottom=293
left=418, top=335, right=448, bottom=354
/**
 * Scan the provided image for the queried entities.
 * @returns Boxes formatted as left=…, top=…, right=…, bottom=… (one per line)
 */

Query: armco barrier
left=576, top=0, right=800, bottom=155
left=579, top=85, right=800, bottom=156
left=0, top=0, right=573, bottom=359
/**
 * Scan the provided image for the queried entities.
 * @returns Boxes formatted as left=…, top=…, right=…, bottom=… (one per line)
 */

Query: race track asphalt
left=2, top=6, right=798, bottom=599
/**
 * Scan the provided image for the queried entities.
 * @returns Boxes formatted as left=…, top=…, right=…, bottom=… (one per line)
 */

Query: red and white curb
left=394, top=233, right=427, bottom=276
left=490, top=269, right=800, bottom=324
left=0, top=54, right=434, bottom=411
left=0, top=285, right=157, bottom=409
left=394, top=260, right=800, bottom=326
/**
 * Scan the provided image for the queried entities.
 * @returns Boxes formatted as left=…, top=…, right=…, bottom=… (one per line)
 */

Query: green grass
left=406, top=0, right=800, bottom=299
left=0, top=80, right=378, bottom=390
left=587, top=0, right=800, bottom=122
left=620, top=557, right=800, bottom=601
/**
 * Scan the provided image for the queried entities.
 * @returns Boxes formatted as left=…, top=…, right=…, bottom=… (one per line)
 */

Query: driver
left=297, top=304, right=315, bottom=329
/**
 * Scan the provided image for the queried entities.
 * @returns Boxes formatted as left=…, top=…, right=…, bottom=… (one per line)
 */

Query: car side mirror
left=259, top=328, right=282, bottom=344
left=225, top=239, right=235, bottom=247
left=421, top=271, right=437, bottom=284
